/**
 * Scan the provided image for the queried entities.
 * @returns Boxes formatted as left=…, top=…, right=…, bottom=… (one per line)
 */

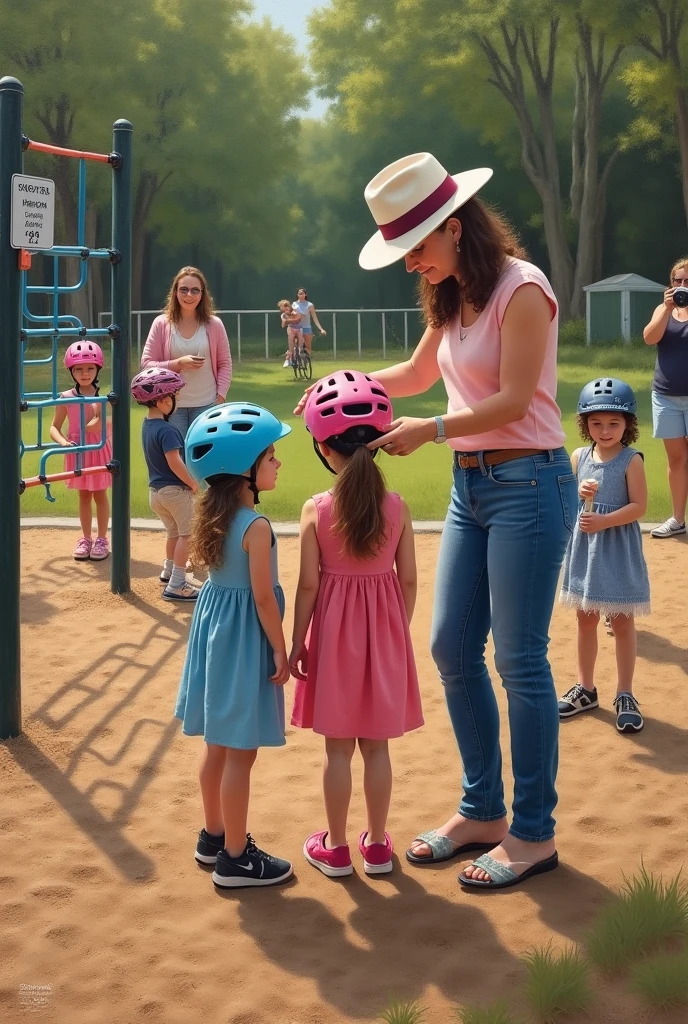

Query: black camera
left=674, top=286, right=688, bottom=308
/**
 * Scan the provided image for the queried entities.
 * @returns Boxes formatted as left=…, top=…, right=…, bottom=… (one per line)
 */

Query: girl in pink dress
left=50, top=341, right=113, bottom=561
left=290, top=370, right=423, bottom=877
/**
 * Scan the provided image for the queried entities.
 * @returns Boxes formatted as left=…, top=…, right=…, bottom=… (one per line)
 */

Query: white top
left=170, top=324, right=217, bottom=407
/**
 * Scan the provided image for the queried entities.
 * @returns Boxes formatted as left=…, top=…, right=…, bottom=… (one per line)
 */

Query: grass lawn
left=19, top=342, right=669, bottom=522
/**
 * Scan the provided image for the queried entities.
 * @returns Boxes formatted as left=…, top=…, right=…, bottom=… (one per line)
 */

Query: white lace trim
left=559, top=592, right=651, bottom=617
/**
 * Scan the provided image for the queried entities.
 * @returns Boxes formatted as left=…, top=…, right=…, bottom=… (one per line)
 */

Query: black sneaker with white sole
left=558, top=683, right=599, bottom=718
left=195, top=828, right=225, bottom=865
left=613, top=692, right=644, bottom=733
left=212, top=834, right=293, bottom=888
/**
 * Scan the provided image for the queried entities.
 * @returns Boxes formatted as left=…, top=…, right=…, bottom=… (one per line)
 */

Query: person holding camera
left=643, top=257, right=688, bottom=538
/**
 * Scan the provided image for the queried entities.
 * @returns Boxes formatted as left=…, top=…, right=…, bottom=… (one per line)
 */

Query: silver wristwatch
left=433, top=415, right=447, bottom=443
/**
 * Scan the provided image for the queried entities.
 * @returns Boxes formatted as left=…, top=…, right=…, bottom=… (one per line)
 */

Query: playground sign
left=10, top=173, right=55, bottom=249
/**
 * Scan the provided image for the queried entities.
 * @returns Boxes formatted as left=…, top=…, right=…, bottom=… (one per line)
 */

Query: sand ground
left=1, top=529, right=687, bottom=1024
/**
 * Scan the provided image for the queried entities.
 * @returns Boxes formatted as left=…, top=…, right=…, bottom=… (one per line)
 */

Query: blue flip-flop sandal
left=459, top=851, right=559, bottom=890
left=405, top=829, right=495, bottom=865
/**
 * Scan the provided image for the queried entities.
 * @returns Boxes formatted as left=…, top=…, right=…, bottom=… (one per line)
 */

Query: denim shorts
left=652, top=390, right=688, bottom=439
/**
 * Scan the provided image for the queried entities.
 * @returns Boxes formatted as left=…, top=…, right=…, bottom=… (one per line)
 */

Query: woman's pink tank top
left=436, top=257, right=566, bottom=452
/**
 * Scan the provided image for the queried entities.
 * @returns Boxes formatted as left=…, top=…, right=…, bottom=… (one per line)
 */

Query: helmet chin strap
left=163, top=393, right=177, bottom=422
left=70, top=368, right=100, bottom=396
left=313, top=437, right=336, bottom=475
left=241, top=464, right=261, bottom=503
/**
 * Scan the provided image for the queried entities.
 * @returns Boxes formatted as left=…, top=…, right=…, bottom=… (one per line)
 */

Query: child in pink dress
left=49, top=341, right=112, bottom=561
left=290, top=370, right=423, bottom=877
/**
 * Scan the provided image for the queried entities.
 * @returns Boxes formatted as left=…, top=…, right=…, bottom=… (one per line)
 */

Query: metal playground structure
left=0, top=77, right=132, bottom=739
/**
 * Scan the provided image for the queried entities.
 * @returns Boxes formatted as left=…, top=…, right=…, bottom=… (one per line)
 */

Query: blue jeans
left=430, top=448, right=577, bottom=843
left=168, top=404, right=215, bottom=439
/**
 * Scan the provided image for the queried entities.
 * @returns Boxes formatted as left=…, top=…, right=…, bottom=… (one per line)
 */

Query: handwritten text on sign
left=10, top=174, right=55, bottom=250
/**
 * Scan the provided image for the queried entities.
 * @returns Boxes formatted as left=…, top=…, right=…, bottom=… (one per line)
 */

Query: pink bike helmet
left=64, top=341, right=104, bottom=369
left=130, top=367, right=185, bottom=402
left=304, top=370, right=392, bottom=442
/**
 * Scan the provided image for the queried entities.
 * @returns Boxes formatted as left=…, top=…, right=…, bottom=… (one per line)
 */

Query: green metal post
left=0, top=78, right=24, bottom=739
left=110, top=119, right=132, bottom=594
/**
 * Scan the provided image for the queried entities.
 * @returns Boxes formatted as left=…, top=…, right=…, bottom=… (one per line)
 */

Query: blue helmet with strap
left=185, top=403, right=291, bottom=495
left=577, top=378, right=637, bottom=415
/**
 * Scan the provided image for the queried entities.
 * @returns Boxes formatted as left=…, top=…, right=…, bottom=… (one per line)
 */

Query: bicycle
left=290, top=337, right=312, bottom=380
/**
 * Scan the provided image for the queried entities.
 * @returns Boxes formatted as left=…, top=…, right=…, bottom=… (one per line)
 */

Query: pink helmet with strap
left=64, top=341, right=104, bottom=369
left=130, top=367, right=185, bottom=402
left=304, top=370, right=393, bottom=442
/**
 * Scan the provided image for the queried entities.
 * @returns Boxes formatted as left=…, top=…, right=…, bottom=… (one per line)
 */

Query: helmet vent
left=231, top=422, right=252, bottom=432
left=207, top=426, right=217, bottom=433
left=242, top=408, right=260, bottom=416
left=316, top=390, right=338, bottom=406
left=191, top=443, right=213, bottom=461
left=343, top=402, right=373, bottom=416
left=207, top=410, right=221, bottom=419
left=344, top=371, right=355, bottom=382
left=377, top=403, right=389, bottom=412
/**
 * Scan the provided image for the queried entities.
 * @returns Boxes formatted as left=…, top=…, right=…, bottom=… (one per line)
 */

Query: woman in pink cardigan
left=141, top=266, right=232, bottom=436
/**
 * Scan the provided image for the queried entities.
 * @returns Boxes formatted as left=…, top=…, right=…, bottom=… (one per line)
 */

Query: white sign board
left=10, top=174, right=55, bottom=250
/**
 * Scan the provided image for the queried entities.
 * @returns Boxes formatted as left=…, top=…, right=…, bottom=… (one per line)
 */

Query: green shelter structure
left=584, top=273, right=665, bottom=344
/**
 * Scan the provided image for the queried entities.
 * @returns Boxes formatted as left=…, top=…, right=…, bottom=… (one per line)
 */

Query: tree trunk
left=676, top=83, right=688, bottom=226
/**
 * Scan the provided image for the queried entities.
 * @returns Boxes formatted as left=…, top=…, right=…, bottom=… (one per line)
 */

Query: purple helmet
left=130, top=367, right=185, bottom=402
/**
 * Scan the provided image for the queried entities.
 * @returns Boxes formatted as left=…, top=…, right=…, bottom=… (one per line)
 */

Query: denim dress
left=560, top=446, right=650, bottom=616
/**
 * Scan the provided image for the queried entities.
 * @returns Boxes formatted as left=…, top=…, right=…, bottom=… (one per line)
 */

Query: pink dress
left=61, top=389, right=113, bottom=492
left=291, top=491, right=424, bottom=740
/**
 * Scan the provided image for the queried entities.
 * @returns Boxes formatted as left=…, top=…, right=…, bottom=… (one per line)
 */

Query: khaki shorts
left=149, top=485, right=194, bottom=539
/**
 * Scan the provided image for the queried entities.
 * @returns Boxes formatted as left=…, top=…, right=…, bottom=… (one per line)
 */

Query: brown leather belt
left=454, top=448, right=545, bottom=470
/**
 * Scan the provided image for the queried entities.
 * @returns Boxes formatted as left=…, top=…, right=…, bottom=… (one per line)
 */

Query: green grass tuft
left=630, top=950, right=688, bottom=1008
left=585, top=865, right=688, bottom=973
left=454, top=998, right=518, bottom=1023
left=521, top=943, right=593, bottom=1022
left=378, top=998, right=427, bottom=1024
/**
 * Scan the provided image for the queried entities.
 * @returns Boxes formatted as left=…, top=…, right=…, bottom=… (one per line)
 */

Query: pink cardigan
left=141, top=314, right=232, bottom=399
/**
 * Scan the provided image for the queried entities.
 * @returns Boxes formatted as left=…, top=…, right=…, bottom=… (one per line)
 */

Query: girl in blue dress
left=174, top=403, right=293, bottom=888
left=558, top=378, right=650, bottom=734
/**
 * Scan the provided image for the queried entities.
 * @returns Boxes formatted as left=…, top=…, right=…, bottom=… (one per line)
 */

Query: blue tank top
left=653, top=313, right=688, bottom=396
left=293, top=300, right=311, bottom=332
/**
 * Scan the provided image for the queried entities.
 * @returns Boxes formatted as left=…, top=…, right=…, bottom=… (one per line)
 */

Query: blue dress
left=560, top=446, right=651, bottom=616
left=174, top=507, right=286, bottom=748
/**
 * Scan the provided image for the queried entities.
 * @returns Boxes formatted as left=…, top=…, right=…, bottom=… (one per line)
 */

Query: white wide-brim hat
left=359, top=153, right=493, bottom=271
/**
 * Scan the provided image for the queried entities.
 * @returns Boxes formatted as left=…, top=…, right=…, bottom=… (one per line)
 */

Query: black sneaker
left=212, top=834, right=293, bottom=888
left=613, top=692, right=644, bottom=733
left=195, top=828, right=225, bottom=865
left=558, top=683, right=599, bottom=718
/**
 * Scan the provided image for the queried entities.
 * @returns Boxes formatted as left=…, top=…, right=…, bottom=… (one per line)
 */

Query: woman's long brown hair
left=419, top=197, right=527, bottom=330
left=331, top=446, right=387, bottom=559
left=164, top=266, right=215, bottom=325
left=191, top=476, right=247, bottom=570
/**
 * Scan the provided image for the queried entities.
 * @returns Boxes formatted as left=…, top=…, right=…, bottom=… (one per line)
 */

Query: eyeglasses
left=672, top=276, right=687, bottom=285
left=178, top=286, right=202, bottom=296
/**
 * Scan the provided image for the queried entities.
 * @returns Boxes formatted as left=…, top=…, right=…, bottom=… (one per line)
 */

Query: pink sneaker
left=73, top=537, right=92, bottom=561
left=359, top=831, right=394, bottom=875
left=90, top=537, right=109, bottom=561
left=303, top=831, right=353, bottom=877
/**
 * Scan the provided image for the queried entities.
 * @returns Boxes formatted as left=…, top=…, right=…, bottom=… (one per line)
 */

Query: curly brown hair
left=577, top=413, right=639, bottom=447
left=331, top=446, right=387, bottom=560
left=164, top=266, right=215, bottom=326
left=419, top=198, right=527, bottom=330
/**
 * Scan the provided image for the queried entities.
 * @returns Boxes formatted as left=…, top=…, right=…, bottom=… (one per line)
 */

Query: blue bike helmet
left=577, top=378, right=637, bottom=415
left=185, top=403, right=291, bottom=499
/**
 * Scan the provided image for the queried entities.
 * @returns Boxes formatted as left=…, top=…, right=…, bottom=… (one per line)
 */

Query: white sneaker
left=650, top=517, right=686, bottom=538
left=282, top=358, right=290, bottom=368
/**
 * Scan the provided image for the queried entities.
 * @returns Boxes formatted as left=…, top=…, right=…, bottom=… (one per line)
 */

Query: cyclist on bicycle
left=278, top=299, right=303, bottom=368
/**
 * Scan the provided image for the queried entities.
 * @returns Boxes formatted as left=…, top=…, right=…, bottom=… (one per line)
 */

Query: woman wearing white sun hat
left=295, top=153, right=577, bottom=890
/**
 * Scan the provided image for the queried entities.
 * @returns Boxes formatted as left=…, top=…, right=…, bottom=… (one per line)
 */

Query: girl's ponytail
left=191, top=475, right=245, bottom=569
left=332, top=446, right=387, bottom=559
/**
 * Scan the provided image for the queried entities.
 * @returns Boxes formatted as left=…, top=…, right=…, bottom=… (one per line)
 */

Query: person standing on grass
left=643, top=256, right=688, bottom=539
left=558, top=378, right=650, bottom=734
left=293, top=288, right=327, bottom=355
left=295, top=152, right=578, bottom=890
left=141, top=267, right=232, bottom=438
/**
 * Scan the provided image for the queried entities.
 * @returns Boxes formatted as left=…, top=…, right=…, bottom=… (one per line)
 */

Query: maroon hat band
left=378, top=174, right=458, bottom=241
